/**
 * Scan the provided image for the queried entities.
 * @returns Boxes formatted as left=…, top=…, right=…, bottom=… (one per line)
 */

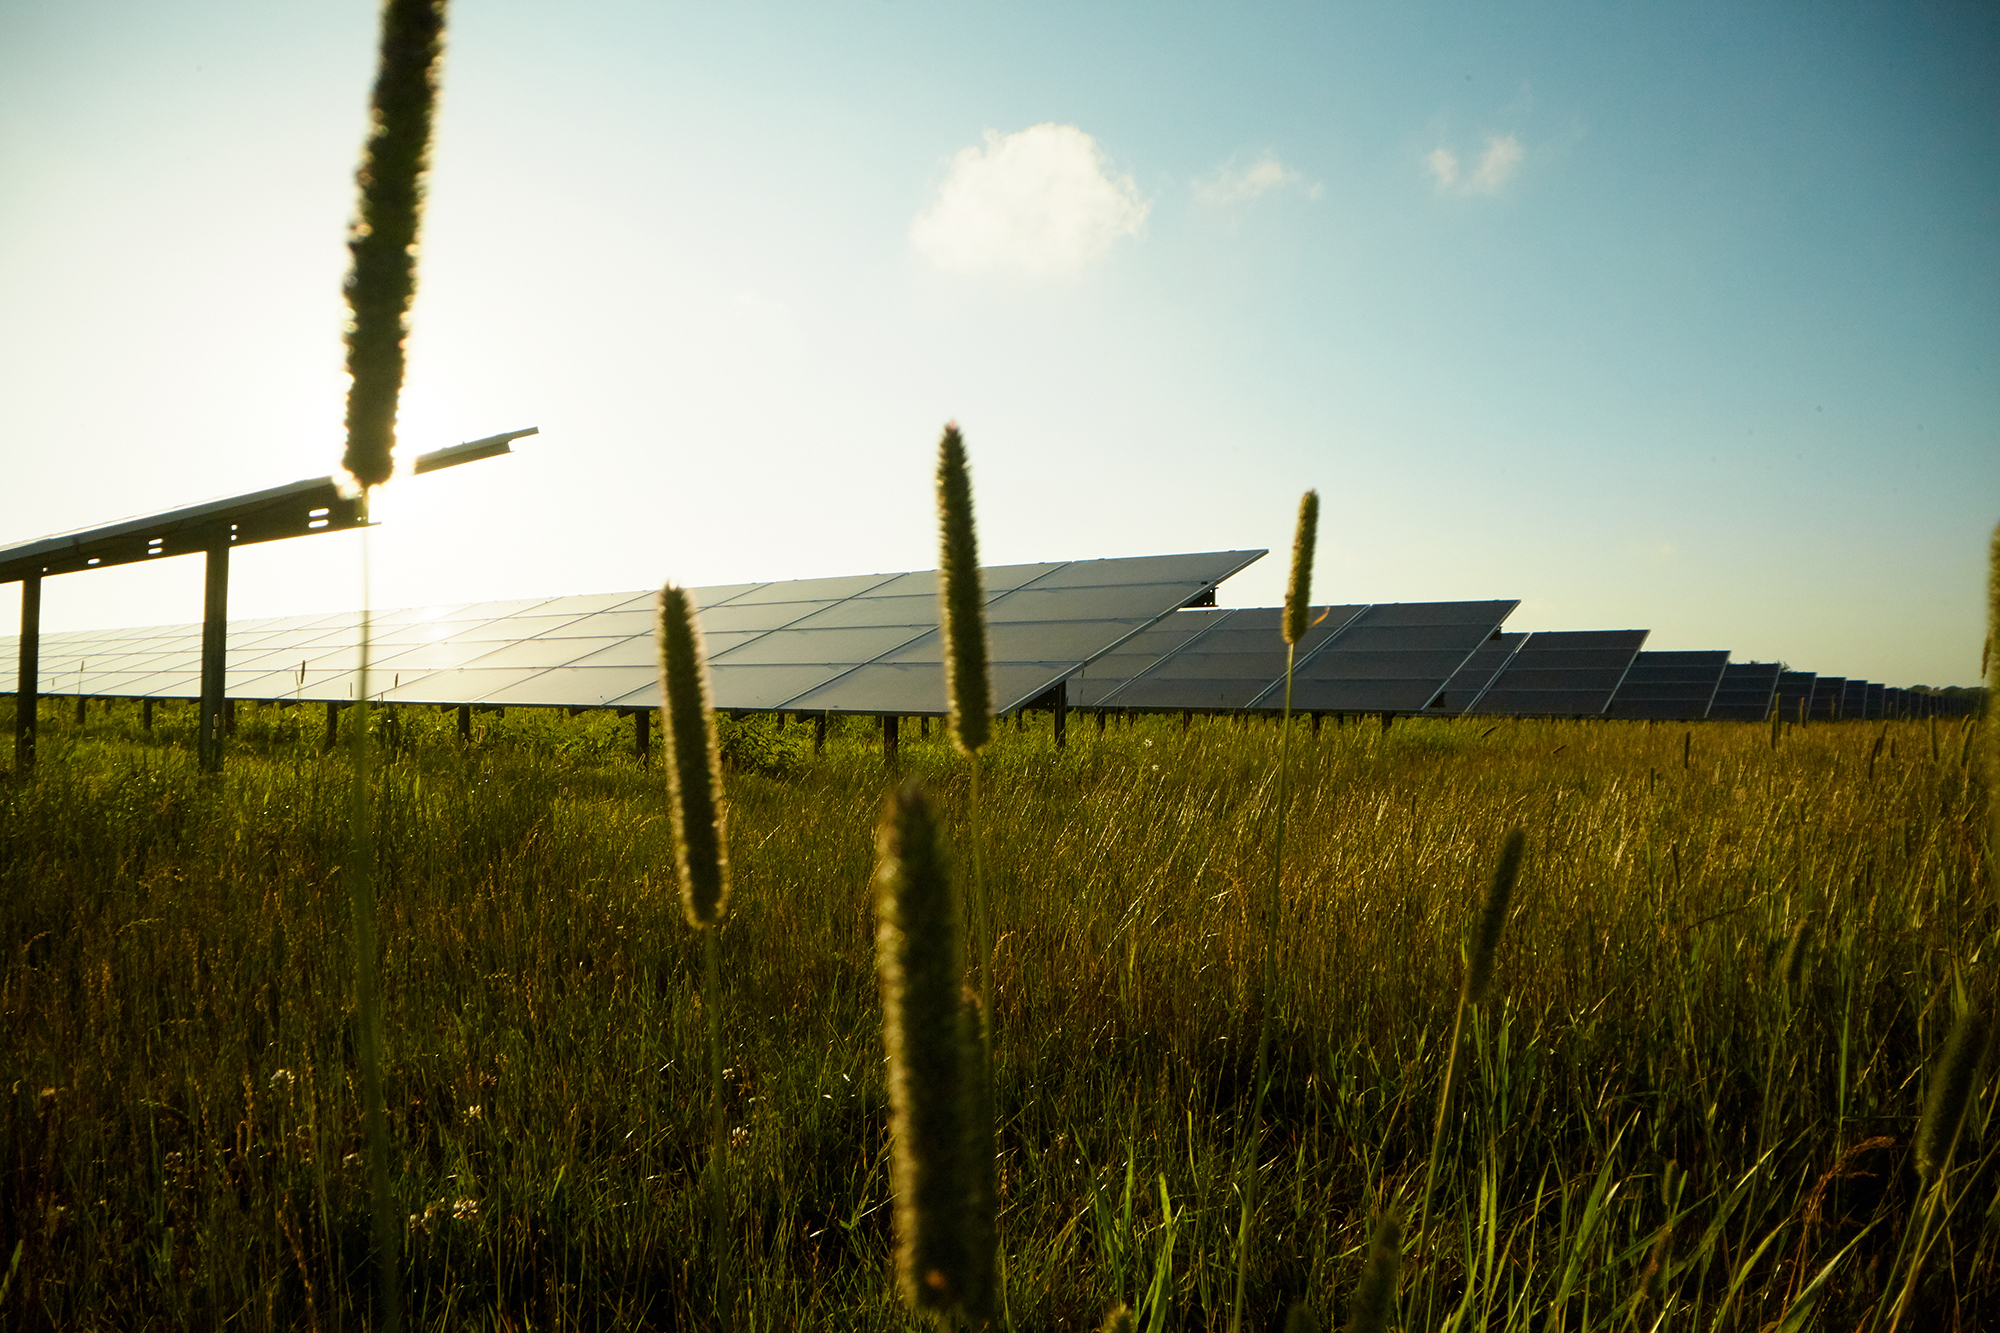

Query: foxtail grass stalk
left=1417, top=829, right=1526, bottom=1250
left=656, top=584, right=731, bottom=1252
left=1877, top=1005, right=1990, bottom=1333
left=1987, top=521, right=1999, bottom=901
left=1230, top=490, right=1316, bottom=1333
left=875, top=784, right=975, bottom=1317
left=937, top=422, right=993, bottom=1028
left=1345, top=1211, right=1403, bottom=1333
left=333, top=11, right=444, bottom=1328
left=937, top=422, right=1000, bottom=1324
left=342, top=0, right=445, bottom=490
left=344, top=538, right=398, bottom=1333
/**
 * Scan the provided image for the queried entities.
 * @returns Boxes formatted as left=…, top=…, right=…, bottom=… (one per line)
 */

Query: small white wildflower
left=269, top=1069, right=296, bottom=1090
left=464, top=1104, right=482, bottom=1120
left=452, top=1197, right=479, bottom=1221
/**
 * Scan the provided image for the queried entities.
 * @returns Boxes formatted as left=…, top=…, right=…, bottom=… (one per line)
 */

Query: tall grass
left=2, top=693, right=1990, bottom=1328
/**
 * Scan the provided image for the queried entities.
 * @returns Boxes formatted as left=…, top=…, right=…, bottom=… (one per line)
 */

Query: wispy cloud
left=1192, top=153, right=1321, bottom=206
left=910, top=124, right=1150, bottom=276
left=1427, top=134, right=1524, bottom=196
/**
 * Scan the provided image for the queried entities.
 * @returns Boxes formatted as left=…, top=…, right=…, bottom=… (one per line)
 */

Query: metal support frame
left=1, top=427, right=533, bottom=776
left=1051, top=680, right=1068, bottom=749
left=142, top=697, right=154, bottom=730
left=14, top=572, right=39, bottom=771
left=197, top=538, right=230, bottom=772
left=633, top=708, right=651, bottom=763
left=883, top=714, right=900, bottom=764
left=457, top=704, right=472, bottom=742
left=323, top=701, right=344, bottom=753
left=814, top=714, right=827, bottom=755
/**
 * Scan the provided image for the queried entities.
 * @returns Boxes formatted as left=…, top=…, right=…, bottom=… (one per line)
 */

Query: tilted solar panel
left=1809, top=677, right=1848, bottom=720
left=1604, top=650, right=1730, bottom=721
left=1707, top=662, right=1782, bottom=722
left=1432, top=632, right=1526, bottom=715
left=1284, top=600, right=1521, bottom=714
left=1077, top=604, right=1369, bottom=711
left=1467, top=630, right=1649, bottom=717
left=1071, top=599, right=1518, bottom=715
left=1776, top=671, right=1817, bottom=722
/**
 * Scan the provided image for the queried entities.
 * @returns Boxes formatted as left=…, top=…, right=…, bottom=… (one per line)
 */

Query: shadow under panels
left=1604, top=650, right=1730, bottom=721
left=1078, top=599, right=1520, bottom=715
left=1707, top=662, right=1783, bottom=722
left=1466, top=630, right=1650, bottom=718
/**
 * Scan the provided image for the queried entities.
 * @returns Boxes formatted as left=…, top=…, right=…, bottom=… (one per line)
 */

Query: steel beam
left=197, top=538, right=229, bottom=772
left=15, top=572, right=39, bottom=771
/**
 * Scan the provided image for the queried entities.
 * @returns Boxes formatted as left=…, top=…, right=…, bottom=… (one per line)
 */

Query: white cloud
left=1193, top=153, right=1320, bottom=205
left=1427, top=134, right=1524, bottom=196
left=1467, top=135, right=1524, bottom=193
left=910, top=124, right=1150, bottom=276
left=1426, top=147, right=1459, bottom=190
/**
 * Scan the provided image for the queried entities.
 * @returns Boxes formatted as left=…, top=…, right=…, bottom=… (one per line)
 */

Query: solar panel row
left=3, top=552, right=1961, bottom=725
left=1, top=551, right=1263, bottom=717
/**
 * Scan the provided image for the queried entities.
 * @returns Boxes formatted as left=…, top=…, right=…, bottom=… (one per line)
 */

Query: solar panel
left=1809, top=676, right=1848, bottom=720
left=1, top=550, right=1264, bottom=716
left=1286, top=600, right=1521, bottom=713
left=1466, top=630, right=1649, bottom=717
left=1433, top=632, right=1527, bottom=714
left=1604, top=651, right=1730, bottom=721
left=1707, top=662, right=1782, bottom=721
left=1069, top=599, right=1517, bottom=715
left=1839, top=679, right=1871, bottom=720
left=1073, top=604, right=1369, bottom=711
left=1864, top=682, right=1885, bottom=720
left=1776, top=671, right=1817, bottom=722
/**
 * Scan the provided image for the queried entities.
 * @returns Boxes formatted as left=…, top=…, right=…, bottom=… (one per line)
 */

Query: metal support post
left=634, top=708, right=651, bottom=763
left=323, top=700, right=343, bottom=753
left=1052, top=680, right=1067, bottom=750
left=15, top=571, right=39, bottom=771
left=75, top=694, right=87, bottom=727
left=814, top=713, right=827, bottom=755
left=142, top=697, right=154, bottom=730
left=457, top=704, right=472, bottom=742
left=197, top=538, right=229, bottom=772
left=1311, top=712, right=1322, bottom=736
left=1096, top=709, right=1106, bottom=735
left=883, top=714, right=900, bottom=764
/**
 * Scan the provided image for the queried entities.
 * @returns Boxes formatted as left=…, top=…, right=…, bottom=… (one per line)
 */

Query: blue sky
left=2, top=1, right=1994, bottom=685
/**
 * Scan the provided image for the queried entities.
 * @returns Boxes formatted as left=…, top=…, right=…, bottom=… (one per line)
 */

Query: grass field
left=0, top=698, right=1992, bottom=1330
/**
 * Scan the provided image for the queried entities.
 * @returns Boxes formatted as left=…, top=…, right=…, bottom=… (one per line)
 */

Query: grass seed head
left=937, top=423, right=992, bottom=755
left=341, top=0, right=445, bottom=491
left=1284, top=490, right=1320, bottom=646
left=1915, top=1006, right=1989, bottom=1182
left=1465, top=828, right=1526, bottom=1007
left=1345, top=1210, right=1402, bottom=1333
left=657, top=584, right=729, bottom=928
left=874, top=782, right=972, bottom=1312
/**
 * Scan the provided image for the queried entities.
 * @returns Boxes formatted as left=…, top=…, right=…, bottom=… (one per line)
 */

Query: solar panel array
left=5, top=546, right=1964, bottom=725
left=1467, top=630, right=1649, bottom=717
left=1604, top=651, right=1730, bottom=721
left=2, top=551, right=1262, bottom=716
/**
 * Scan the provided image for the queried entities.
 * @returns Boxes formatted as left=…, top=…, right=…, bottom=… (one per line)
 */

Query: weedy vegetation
left=1, top=696, right=1993, bottom=1329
